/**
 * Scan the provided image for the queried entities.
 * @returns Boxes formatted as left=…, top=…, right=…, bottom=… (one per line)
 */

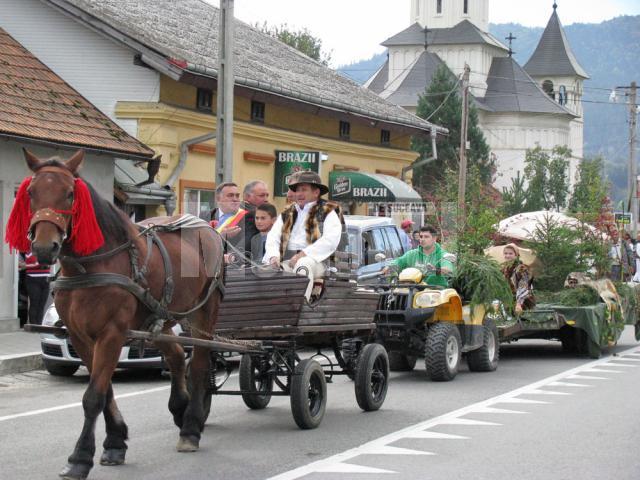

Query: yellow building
left=35, top=0, right=445, bottom=217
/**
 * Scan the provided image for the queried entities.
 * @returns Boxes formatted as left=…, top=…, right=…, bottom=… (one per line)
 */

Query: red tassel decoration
left=4, top=176, right=33, bottom=253
left=68, top=178, right=104, bottom=255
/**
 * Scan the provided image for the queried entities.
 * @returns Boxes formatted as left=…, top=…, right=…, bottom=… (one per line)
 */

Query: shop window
left=339, top=120, right=351, bottom=140
left=197, top=88, right=213, bottom=112
left=381, top=129, right=391, bottom=145
left=182, top=187, right=215, bottom=219
left=251, top=100, right=265, bottom=123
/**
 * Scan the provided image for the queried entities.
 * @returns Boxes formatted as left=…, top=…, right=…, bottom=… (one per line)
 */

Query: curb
left=0, top=352, right=43, bottom=375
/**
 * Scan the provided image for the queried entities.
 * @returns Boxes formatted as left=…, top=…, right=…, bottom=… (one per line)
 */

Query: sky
left=207, top=0, right=640, bottom=67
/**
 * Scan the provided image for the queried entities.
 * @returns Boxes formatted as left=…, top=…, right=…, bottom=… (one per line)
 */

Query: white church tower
left=524, top=2, right=589, bottom=165
left=411, top=0, right=489, bottom=31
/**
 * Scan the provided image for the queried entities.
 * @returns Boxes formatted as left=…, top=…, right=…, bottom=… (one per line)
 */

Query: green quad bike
left=365, top=260, right=499, bottom=381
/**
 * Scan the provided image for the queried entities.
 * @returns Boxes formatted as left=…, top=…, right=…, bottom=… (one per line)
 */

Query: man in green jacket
left=383, top=225, right=454, bottom=286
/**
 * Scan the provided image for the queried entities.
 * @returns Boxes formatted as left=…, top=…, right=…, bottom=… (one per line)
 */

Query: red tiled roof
left=0, top=28, right=154, bottom=159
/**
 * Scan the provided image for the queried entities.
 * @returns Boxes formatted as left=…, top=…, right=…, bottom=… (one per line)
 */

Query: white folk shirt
left=263, top=201, right=341, bottom=263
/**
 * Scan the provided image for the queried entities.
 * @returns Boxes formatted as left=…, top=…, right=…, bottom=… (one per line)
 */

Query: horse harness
left=52, top=215, right=225, bottom=335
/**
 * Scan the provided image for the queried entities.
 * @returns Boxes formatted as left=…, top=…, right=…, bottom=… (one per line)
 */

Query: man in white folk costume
left=264, top=171, right=344, bottom=300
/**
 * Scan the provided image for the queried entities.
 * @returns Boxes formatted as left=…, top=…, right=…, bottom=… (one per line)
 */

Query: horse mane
left=33, top=159, right=132, bottom=248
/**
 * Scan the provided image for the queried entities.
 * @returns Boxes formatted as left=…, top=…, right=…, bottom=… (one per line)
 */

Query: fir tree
left=569, top=155, right=610, bottom=222
left=411, top=65, right=493, bottom=194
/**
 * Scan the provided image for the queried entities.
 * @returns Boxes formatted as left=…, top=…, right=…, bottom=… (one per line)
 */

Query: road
left=1, top=327, right=639, bottom=480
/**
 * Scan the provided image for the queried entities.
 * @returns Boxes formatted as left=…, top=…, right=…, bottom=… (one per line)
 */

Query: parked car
left=343, top=215, right=407, bottom=279
left=40, top=303, right=187, bottom=376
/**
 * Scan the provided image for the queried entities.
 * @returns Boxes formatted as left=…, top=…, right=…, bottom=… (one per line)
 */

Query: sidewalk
left=0, top=330, right=43, bottom=375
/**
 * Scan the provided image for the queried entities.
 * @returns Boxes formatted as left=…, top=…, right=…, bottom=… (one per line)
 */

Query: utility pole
left=457, top=63, right=471, bottom=227
left=629, top=81, right=637, bottom=237
left=216, top=0, right=235, bottom=185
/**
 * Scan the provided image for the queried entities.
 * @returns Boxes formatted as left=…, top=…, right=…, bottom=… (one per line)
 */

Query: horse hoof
left=100, top=448, right=127, bottom=466
left=59, top=463, right=91, bottom=480
left=176, top=436, right=199, bottom=452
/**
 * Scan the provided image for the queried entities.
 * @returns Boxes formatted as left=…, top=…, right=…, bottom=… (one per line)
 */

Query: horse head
left=4, top=148, right=104, bottom=265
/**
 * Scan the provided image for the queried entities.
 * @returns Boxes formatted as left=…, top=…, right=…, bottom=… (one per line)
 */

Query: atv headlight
left=414, top=292, right=441, bottom=308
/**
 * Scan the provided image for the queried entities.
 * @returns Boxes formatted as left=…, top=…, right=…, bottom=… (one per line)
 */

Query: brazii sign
left=274, top=150, right=320, bottom=197
left=329, top=171, right=422, bottom=203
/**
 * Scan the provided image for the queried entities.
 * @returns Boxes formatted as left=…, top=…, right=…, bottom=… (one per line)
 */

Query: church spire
left=523, top=2, right=589, bottom=78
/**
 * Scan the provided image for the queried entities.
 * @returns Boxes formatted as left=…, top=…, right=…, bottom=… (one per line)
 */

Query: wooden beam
left=243, top=151, right=275, bottom=163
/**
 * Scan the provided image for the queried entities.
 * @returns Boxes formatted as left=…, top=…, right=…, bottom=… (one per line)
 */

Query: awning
left=115, top=159, right=173, bottom=206
left=329, top=171, right=421, bottom=202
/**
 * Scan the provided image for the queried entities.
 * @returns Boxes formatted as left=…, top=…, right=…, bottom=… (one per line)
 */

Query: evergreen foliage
left=255, top=23, right=332, bottom=66
left=501, top=171, right=527, bottom=217
left=569, top=156, right=610, bottom=222
left=411, top=65, right=493, bottom=193
left=536, top=285, right=601, bottom=307
left=452, top=253, right=514, bottom=311
left=522, top=145, right=571, bottom=212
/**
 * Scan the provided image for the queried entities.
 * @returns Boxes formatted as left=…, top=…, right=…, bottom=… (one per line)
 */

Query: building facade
left=366, top=0, right=588, bottom=189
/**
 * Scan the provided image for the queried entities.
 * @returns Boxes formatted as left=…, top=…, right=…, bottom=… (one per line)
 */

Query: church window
left=542, top=80, right=554, bottom=100
left=436, top=0, right=442, bottom=14
left=463, top=0, right=468, bottom=14
left=558, top=85, right=567, bottom=106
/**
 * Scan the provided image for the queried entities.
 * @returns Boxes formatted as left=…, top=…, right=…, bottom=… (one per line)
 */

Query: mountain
left=337, top=16, right=640, bottom=200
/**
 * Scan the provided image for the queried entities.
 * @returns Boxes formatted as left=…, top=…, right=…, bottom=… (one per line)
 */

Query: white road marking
left=612, top=357, right=640, bottom=362
left=494, top=398, right=550, bottom=405
left=438, top=418, right=502, bottom=426
left=600, top=362, right=636, bottom=368
left=267, top=345, right=640, bottom=480
left=567, top=374, right=607, bottom=380
left=360, top=445, right=434, bottom=456
left=521, top=389, right=572, bottom=396
left=404, top=431, right=469, bottom=440
left=547, top=381, right=591, bottom=387
left=472, top=406, right=527, bottom=414
left=0, top=372, right=239, bottom=423
left=583, top=368, right=624, bottom=373
left=315, top=463, right=396, bottom=474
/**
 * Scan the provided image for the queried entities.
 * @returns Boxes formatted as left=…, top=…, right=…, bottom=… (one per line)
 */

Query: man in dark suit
left=209, top=182, right=258, bottom=257
left=251, top=203, right=277, bottom=263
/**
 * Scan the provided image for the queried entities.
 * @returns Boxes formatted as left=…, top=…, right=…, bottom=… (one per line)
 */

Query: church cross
left=506, top=32, right=516, bottom=57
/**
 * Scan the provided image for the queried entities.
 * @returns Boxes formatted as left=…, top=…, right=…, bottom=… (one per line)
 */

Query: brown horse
left=6, top=150, right=224, bottom=479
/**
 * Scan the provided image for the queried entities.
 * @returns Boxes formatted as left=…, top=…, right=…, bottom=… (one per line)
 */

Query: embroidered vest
left=278, top=199, right=346, bottom=260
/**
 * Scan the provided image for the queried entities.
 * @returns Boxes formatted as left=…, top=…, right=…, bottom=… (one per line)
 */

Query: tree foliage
left=501, top=171, right=527, bottom=217
left=256, top=22, right=332, bottom=66
left=568, top=155, right=610, bottom=222
left=411, top=65, right=493, bottom=194
left=522, top=145, right=571, bottom=212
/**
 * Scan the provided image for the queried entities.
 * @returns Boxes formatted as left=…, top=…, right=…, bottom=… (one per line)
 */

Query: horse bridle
left=27, top=166, right=75, bottom=242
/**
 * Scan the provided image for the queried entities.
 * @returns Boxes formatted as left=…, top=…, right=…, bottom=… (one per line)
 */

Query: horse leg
left=99, top=383, right=129, bottom=466
left=60, top=330, right=125, bottom=480
left=176, top=342, right=209, bottom=452
left=155, top=337, right=189, bottom=428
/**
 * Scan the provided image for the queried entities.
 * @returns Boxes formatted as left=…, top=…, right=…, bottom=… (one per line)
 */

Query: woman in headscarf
left=502, top=243, right=535, bottom=315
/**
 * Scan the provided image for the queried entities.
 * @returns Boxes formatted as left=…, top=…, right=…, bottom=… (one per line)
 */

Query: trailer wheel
left=425, top=322, right=461, bottom=381
left=355, top=343, right=389, bottom=411
left=467, top=320, right=499, bottom=372
left=239, top=354, right=273, bottom=410
left=290, top=359, right=326, bottom=429
left=388, top=352, right=417, bottom=372
left=43, top=360, right=79, bottom=377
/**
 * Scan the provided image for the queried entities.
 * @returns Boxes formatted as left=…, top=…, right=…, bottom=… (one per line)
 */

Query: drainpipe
left=163, top=132, right=216, bottom=215
left=401, top=127, right=438, bottom=181
left=165, top=132, right=217, bottom=187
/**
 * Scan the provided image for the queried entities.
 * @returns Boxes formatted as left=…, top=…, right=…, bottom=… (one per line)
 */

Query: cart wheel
left=290, top=359, right=327, bottom=429
left=425, top=322, right=461, bottom=381
left=355, top=343, right=389, bottom=411
left=239, top=354, right=273, bottom=410
left=467, top=320, right=499, bottom=372
left=388, top=352, right=417, bottom=372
